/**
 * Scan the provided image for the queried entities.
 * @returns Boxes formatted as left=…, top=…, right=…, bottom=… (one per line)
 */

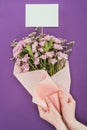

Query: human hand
left=38, top=97, right=68, bottom=130
left=58, top=91, right=76, bottom=128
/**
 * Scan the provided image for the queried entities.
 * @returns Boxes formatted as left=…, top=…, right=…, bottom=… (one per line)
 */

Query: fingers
left=38, top=105, right=43, bottom=112
left=45, top=97, right=61, bottom=117
left=38, top=105, right=43, bottom=113
left=38, top=105, right=46, bottom=118
left=45, top=97, right=55, bottom=110
left=68, top=94, right=76, bottom=104
left=58, top=91, right=67, bottom=107
left=38, top=97, right=56, bottom=113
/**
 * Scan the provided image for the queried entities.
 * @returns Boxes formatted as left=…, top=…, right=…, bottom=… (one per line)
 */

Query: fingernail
left=45, top=97, right=50, bottom=103
left=59, top=90, right=62, bottom=95
left=46, top=97, right=48, bottom=100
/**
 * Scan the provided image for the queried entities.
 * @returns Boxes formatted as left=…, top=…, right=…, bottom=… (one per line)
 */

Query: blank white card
left=25, top=4, right=59, bottom=27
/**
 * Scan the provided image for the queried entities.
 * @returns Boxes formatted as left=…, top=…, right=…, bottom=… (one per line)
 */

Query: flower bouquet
left=11, top=28, right=74, bottom=111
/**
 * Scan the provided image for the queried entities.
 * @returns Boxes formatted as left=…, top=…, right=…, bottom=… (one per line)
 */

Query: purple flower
left=18, top=41, right=25, bottom=46
left=40, top=54, right=47, bottom=60
left=32, top=41, right=38, bottom=52
left=51, top=36, right=61, bottom=43
left=39, top=41, right=45, bottom=46
left=38, top=48, right=44, bottom=52
left=34, top=52, right=39, bottom=58
left=18, top=38, right=32, bottom=47
left=57, top=52, right=68, bottom=60
left=22, top=54, right=29, bottom=62
left=49, top=58, right=57, bottom=65
left=16, top=58, right=21, bottom=66
left=34, top=57, right=39, bottom=66
left=43, top=35, right=52, bottom=41
left=23, top=38, right=32, bottom=44
left=46, top=51, right=54, bottom=58
left=21, top=63, right=30, bottom=72
left=13, top=44, right=23, bottom=58
left=53, top=44, right=63, bottom=50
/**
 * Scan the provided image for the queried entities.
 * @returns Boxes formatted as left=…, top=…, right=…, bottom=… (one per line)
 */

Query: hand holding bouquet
left=11, top=28, right=74, bottom=112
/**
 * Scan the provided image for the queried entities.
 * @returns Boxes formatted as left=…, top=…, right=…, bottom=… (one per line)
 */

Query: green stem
left=44, top=59, right=46, bottom=67
left=52, top=64, right=54, bottom=75
left=28, top=60, right=36, bottom=70
left=40, top=60, right=45, bottom=68
left=49, top=63, right=52, bottom=76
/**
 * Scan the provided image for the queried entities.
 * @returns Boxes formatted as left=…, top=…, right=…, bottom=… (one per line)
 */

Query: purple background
left=0, top=0, right=87, bottom=130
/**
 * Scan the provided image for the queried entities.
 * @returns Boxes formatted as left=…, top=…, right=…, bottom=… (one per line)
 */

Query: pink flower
left=16, top=58, right=21, bottom=66
left=23, top=38, right=32, bottom=44
left=34, top=57, right=39, bottom=66
left=44, top=35, right=52, bottom=41
left=34, top=52, right=38, bottom=58
left=53, top=44, right=63, bottom=50
left=13, top=44, right=23, bottom=58
left=38, top=48, right=44, bottom=52
left=41, top=35, right=52, bottom=41
left=49, top=58, right=57, bottom=65
left=39, top=41, right=45, bottom=46
left=46, top=51, right=54, bottom=58
left=21, top=63, right=29, bottom=72
left=40, top=54, right=47, bottom=60
left=22, top=54, right=29, bottom=62
left=52, top=36, right=61, bottom=43
left=32, top=41, right=38, bottom=52
left=18, top=38, right=32, bottom=47
left=18, top=41, right=25, bottom=46
left=57, top=52, right=68, bottom=60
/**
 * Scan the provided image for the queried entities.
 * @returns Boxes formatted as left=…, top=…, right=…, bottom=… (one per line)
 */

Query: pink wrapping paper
left=13, top=60, right=71, bottom=112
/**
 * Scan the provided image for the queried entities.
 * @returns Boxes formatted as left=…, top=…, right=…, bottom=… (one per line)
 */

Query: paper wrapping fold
left=13, top=60, right=71, bottom=111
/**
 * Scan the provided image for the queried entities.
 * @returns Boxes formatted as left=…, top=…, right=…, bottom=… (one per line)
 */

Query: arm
left=58, top=91, right=87, bottom=130
left=38, top=97, right=68, bottom=130
left=68, top=120, right=87, bottom=130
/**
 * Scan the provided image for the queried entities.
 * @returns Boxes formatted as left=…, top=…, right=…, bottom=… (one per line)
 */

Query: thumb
left=58, top=91, right=67, bottom=107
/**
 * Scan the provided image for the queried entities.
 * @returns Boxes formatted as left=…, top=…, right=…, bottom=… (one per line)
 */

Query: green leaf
left=43, top=39, right=53, bottom=52
left=19, top=52, right=25, bottom=58
left=25, top=44, right=34, bottom=58
left=48, top=39, right=53, bottom=50
left=28, top=59, right=36, bottom=70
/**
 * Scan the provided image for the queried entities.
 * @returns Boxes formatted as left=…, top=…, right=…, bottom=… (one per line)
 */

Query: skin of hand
left=38, top=97, right=68, bottom=130
left=58, top=91, right=87, bottom=130
left=58, top=91, right=76, bottom=127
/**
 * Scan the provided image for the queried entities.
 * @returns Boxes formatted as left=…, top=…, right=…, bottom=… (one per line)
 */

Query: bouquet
left=11, top=28, right=74, bottom=111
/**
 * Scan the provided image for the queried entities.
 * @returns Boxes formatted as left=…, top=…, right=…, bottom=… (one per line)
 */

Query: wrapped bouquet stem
left=11, top=28, right=74, bottom=112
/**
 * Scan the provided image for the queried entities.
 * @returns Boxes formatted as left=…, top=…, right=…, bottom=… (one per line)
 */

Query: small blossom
left=18, top=40, right=25, bottom=46
left=21, top=63, right=29, bottom=72
left=34, top=52, right=39, bottom=58
left=16, top=58, right=21, bottom=66
left=46, top=51, right=54, bottom=58
left=34, top=57, right=39, bottom=66
left=32, top=41, right=38, bottom=52
left=52, top=36, right=61, bottom=43
left=18, top=38, right=32, bottom=47
left=49, top=58, right=57, bottom=65
left=22, top=54, right=29, bottom=62
left=39, top=41, right=45, bottom=46
left=40, top=54, right=47, bottom=60
left=23, top=38, right=32, bottom=44
left=57, top=52, right=68, bottom=60
left=40, top=35, right=51, bottom=41
left=38, top=48, right=44, bottom=52
left=43, top=35, right=52, bottom=41
left=13, top=44, right=23, bottom=58
left=53, top=44, right=63, bottom=50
